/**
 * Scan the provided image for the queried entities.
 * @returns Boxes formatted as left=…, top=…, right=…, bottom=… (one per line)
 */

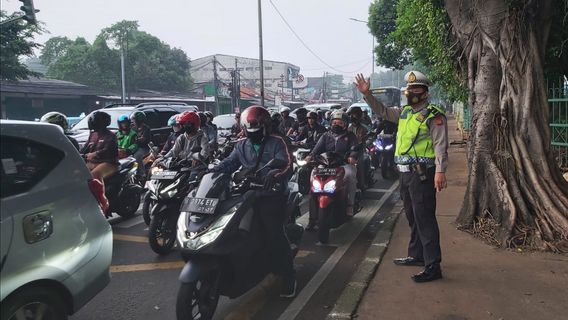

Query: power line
left=301, top=57, right=371, bottom=71
left=268, top=0, right=358, bottom=74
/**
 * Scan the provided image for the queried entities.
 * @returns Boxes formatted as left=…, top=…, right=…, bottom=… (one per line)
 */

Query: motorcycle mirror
left=207, top=163, right=216, bottom=170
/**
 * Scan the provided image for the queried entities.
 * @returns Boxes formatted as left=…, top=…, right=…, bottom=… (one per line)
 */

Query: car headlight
left=385, top=144, right=394, bottom=150
left=312, top=180, right=322, bottom=192
left=323, top=180, right=336, bottom=193
left=184, top=204, right=241, bottom=250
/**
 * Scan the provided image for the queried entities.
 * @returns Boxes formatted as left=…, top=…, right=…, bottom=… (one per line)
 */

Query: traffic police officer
left=355, top=71, right=448, bottom=282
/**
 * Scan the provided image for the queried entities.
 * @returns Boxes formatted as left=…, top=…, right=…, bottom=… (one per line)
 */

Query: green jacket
left=116, top=129, right=138, bottom=155
left=394, top=104, right=445, bottom=165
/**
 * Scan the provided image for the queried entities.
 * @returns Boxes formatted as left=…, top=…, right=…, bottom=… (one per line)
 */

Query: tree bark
left=445, top=0, right=568, bottom=252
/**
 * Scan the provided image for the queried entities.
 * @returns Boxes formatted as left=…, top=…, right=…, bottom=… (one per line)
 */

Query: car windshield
left=73, top=109, right=132, bottom=130
left=213, top=115, right=236, bottom=129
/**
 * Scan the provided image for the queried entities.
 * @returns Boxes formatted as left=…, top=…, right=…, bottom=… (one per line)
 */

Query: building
left=190, top=54, right=301, bottom=100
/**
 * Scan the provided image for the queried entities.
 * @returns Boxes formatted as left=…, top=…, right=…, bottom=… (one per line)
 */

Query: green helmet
left=40, top=111, right=68, bottom=132
left=130, top=111, right=146, bottom=122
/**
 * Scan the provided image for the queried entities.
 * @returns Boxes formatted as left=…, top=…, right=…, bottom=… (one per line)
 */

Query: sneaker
left=280, top=276, right=297, bottom=298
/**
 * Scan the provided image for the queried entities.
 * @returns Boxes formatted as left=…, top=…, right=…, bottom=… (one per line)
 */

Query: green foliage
left=368, top=0, right=411, bottom=69
left=42, top=20, right=192, bottom=93
left=40, top=36, right=74, bottom=66
left=544, top=0, right=568, bottom=81
left=0, top=11, right=43, bottom=80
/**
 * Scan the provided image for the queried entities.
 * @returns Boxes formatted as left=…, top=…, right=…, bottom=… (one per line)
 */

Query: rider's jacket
left=296, top=123, right=326, bottom=148
left=347, top=123, right=371, bottom=144
left=161, top=131, right=181, bottom=155
left=279, top=116, right=296, bottom=134
left=310, top=130, right=359, bottom=159
left=116, top=129, right=138, bottom=155
left=203, top=124, right=218, bottom=144
left=164, top=131, right=210, bottom=162
left=80, top=129, right=119, bottom=165
left=212, top=135, right=293, bottom=183
left=133, top=123, right=152, bottom=150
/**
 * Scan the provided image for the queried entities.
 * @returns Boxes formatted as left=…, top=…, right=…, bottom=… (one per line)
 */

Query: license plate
left=314, top=168, right=337, bottom=176
left=152, top=170, right=177, bottom=180
left=182, top=198, right=219, bottom=215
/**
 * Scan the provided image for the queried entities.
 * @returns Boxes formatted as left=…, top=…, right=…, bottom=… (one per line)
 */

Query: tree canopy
left=0, top=11, right=43, bottom=80
left=41, top=20, right=192, bottom=93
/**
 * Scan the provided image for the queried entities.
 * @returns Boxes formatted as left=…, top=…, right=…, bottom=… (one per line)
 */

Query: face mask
left=406, top=92, right=425, bottom=104
left=184, top=125, right=197, bottom=135
left=247, top=130, right=264, bottom=144
left=350, top=116, right=360, bottom=124
left=331, top=125, right=345, bottom=134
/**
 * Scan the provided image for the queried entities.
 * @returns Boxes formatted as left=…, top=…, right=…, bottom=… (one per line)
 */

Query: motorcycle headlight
left=385, top=144, right=394, bottom=150
left=297, top=159, right=307, bottom=166
left=160, top=179, right=180, bottom=199
left=184, top=204, right=241, bottom=250
left=312, top=180, right=322, bottom=192
left=129, top=162, right=139, bottom=173
left=151, top=166, right=163, bottom=175
left=323, top=180, right=336, bottom=193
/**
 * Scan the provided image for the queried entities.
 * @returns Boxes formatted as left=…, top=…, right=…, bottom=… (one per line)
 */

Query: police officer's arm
left=354, top=74, right=401, bottom=123
left=428, top=115, right=449, bottom=173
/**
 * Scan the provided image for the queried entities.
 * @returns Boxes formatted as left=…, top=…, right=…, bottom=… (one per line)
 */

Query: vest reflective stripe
left=394, top=104, right=444, bottom=165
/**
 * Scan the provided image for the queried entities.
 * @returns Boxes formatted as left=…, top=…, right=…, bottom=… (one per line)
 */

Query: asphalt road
left=71, top=173, right=399, bottom=320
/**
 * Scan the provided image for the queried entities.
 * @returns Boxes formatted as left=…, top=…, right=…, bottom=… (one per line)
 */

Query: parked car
left=0, top=120, right=113, bottom=320
left=67, top=112, right=86, bottom=128
left=290, top=103, right=341, bottom=119
left=348, top=102, right=374, bottom=117
left=70, top=102, right=199, bottom=148
left=212, top=113, right=237, bottom=138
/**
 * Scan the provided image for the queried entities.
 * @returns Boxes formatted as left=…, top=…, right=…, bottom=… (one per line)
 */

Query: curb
left=326, top=204, right=403, bottom=320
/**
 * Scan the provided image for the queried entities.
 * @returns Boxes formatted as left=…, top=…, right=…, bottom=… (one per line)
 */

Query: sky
left=2, top=0, right=385, bottom=80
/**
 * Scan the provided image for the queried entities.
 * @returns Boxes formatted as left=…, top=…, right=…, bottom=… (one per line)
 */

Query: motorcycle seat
left=118, top=156, right=137, bottom=172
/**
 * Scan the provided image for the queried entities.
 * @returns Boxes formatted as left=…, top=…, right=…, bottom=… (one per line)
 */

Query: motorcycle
left=147, top=149, right=207, bottom=255
left=309, top=152, right=360, bottom=244
left=291, top=141, right=313, bottom=195
left=175, top=159, right=303, bottom=320
left=373, top=133, right=396, bottom=179
left=103, top=156, right=143, bottom=218
left=142, top=142, right=164, bottom=225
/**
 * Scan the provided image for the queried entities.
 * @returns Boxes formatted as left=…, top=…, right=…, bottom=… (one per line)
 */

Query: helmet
left=40, top=111, right=68, bottom=132
left=130, top=111, right=146, bottom=123
left=177, top=111, right=200, bottom=134
left=404, top=70, right=432, bottom=88
left=347, top=106, right=363, bottom=117
left=295, top=107, right=307, bottom=116
left=204, top=111, right=214, bottom=120
left=307, top=111, right=318, bottom=119
left=280, top=106, right=291, bottom=114
left=88, top=111, right=111, bottom=131
left=241, top=106, right=271, bottom=144
left=330, top=110, right=348, bottom=127
left=117, top=115, right=130, bottom=129
left=167, top=114, right=179, bottom=126
left=325, top=110, right=332, bottom=119
left=197, top=112, right=208, bottom=127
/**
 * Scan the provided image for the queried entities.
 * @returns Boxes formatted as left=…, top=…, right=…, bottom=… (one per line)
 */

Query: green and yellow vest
left=394, top=104, right=444, bottom=165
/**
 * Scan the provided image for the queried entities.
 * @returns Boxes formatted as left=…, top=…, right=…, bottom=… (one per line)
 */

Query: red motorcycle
left=309, top=152, right=354, bottom=244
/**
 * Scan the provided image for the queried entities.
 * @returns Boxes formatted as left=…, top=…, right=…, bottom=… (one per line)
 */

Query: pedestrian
left=355, top=71, right=448, bottom=283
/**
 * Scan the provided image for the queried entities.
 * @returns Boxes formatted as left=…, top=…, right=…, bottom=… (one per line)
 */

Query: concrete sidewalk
left=355, top=116, right=568, bottom=320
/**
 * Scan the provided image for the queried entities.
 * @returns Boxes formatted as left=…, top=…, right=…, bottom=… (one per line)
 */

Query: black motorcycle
left=373, top=133, right=396, bottom=179
left=96, top=156, right=142, bottom=218
left=291, top=141, right=313, bottom=195
left=175, top=159, right=303, bottom=320
left=148, top=151, right=207, bottom=255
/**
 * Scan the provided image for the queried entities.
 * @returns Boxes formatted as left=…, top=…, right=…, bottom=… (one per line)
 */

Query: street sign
left=293, top=74, right=308, bottom=89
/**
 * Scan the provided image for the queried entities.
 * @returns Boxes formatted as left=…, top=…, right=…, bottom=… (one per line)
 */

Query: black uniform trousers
left=255, top=193, right=295, bottom=278
left=399, top=166, right=442, bottom=267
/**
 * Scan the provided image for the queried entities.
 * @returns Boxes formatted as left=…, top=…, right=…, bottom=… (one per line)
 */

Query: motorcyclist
left=376, top=116, right=398, bottom=135
left=80, top=111, right=119, bottom=184
left=295, top=111, right=326, bottom=148
left=305, top=110, right=359, bottom=230
left=116, top=115, right=138, bottom=159
left=279, top=106, right=296, bottom=135
left=204, top=111, right=218, bottom=149
left=39, top=111, right=80, bottom=150
left=347, top=106, right=373, bottom=189
left=160, top=114, right=182, bottom=156
left=131, top=111, right=152, bottom=176
left=287, top=107, right=307, bottom=136
left=164, top=111, right=209, bottom=165
left=324, top=110, right=332, bottom=128
left=231, top=112, right=243, bottom=137
left=362, top=109, right=373, bottom=126
left=210, top=106, right=297, bottom=298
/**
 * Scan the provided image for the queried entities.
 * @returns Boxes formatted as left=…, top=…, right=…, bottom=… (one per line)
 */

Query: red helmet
left=241, top=106, right=270, bottom=134
left=177, top=111, right=200, bottom=133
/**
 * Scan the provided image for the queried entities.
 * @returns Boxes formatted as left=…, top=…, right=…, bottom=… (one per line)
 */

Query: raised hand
left=354, top=73, right=371, bottom=95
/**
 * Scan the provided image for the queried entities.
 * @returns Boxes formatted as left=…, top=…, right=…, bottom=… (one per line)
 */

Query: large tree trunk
left=445, top=0, right=568, bottom=252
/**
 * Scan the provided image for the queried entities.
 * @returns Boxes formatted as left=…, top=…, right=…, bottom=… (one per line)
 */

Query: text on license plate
left=183, top=198, right=219, bottom=215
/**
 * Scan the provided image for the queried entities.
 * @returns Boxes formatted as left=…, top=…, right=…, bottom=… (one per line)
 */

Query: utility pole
left=235, top=58, right=240, bottom=112
left=257, top=0, right=265, bottom=107
left=322, top=72, right=327, bottom=103
left=213, top=56, right=220, bottom=115
left=120, top=47, right=126, bottom=104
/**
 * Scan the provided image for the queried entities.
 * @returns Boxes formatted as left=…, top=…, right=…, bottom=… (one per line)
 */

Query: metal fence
left=548, top=77, right=568, bottom=170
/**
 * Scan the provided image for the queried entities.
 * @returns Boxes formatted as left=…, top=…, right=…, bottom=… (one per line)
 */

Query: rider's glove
left=263, top=169, right=279, bottom=190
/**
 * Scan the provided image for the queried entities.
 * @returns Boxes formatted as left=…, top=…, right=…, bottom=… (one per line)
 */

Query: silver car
left=0, top=120, right=113, bottom=320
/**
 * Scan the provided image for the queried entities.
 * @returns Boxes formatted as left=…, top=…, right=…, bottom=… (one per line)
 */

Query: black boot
left=411, top=264, right=442, bottom=283
left=393, top=257, right=425, bottom=266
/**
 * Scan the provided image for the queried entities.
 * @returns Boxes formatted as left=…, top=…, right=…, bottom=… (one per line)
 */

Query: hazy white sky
left=2, top=0, right=383, bottom=79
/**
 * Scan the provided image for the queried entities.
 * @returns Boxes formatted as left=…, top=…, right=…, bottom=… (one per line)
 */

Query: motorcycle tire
left=176, top=277, right=219, bottom=320
left=115, top=189, right=141, bottom=218
left=381, top=157, right=390, bottom=179
left=142, top=192, right=155, bottom=226
left=148, top=212, right=177, bottom=255
left=317, top=208, right=331, bottom=244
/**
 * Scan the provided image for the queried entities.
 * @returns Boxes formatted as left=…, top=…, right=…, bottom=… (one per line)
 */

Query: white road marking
left=277, top=180, right=399, bottom=320
left=366, top=188, right=391, bottom=193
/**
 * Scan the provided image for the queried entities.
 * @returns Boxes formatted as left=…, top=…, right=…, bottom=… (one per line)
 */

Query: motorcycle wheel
left=115, top=189, right=140, bottom=218
left=148, top=211, right=177, bottom=255
left=176, top=277, right=220, bottom=320
left=317, top=207, right=331, bottom=244
left=142, top=192, right=156, bottom=225
left=381, top=157, right=390, bottom=179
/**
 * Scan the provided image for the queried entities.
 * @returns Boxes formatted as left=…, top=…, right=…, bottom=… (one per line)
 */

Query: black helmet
left=40, top=111, right=69, bottom=132
left=307, top=111, right=318, bottom=119
left=130, top=111, right=146, bottom=123
left=204, top=111, right=214, bottom=120
left=270, top=111, right=283, bottom=127
left=197, top=112, right=208, bottom=127
left=88, top=111, right=111, bottom=131
left=295, top=107, right=307, bottom=116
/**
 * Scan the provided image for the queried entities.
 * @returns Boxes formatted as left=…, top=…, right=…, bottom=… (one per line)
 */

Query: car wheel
left=1, top=287, right=68, bottom=320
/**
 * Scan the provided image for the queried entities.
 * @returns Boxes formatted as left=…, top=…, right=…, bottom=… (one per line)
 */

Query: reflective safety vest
left=394, top=104, right=444, bottom=165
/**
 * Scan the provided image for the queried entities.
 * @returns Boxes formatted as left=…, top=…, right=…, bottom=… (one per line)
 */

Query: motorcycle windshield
left=194, top=172, right=231, bottom=199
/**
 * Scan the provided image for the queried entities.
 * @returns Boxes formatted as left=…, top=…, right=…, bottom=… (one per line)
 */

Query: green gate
left=548, top=78, right=568, bottom=170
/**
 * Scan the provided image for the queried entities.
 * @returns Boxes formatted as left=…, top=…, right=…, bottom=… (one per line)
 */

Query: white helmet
left=404, top=71, right=432, bottom=88
left=280, top=106, right=291, bottom=113
left=330, top=110, right=348, bottom=127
